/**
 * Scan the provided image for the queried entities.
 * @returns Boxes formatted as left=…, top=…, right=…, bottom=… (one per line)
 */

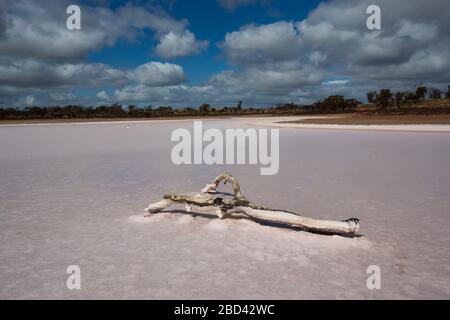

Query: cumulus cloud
left=24, top=95, right=35, bottom=106
left=212, top=21, right=324, bottom=103
left=323, top=80, right=350, bottom=86
left=155, top=31, right=209, bottom=59
left=112, top=60, right=324, bottom=107
left=131, top=62, right=186, bottom=86
left=0, top=59, right=187, bottom=89
left=0, top=0, right=203, bottom=106
left=215, top=0, right=450, bottom=103
left=211, top=63, right=324, bottom=91
left=1, top=1, right=128, bottom=62
left=0, top=59, right=128, bottom=88
left=0, top=0, right=206, bottom=62
left=221, top=22, right=302, bottom=64
left=1, top=0, right=450, bottom=107
left=96, top=91, right=111, bottom=101
left=297, top=0, right=449, bottom=72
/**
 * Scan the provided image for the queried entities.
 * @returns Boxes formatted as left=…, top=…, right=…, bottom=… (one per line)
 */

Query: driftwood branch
left=145, top=172, right=360, bottom=235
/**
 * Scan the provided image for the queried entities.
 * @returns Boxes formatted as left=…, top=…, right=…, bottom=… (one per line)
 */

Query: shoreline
left=242, top=116, right=450, bottom=133
left=0, top=116, right=234, bottom=127
left=0, top=114, right=289, bottom=126
left=2, top=114, right=450, bottom=133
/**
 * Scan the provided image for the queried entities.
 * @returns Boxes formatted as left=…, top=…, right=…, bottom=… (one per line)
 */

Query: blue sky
left=0, top=0, right=449, bottom=107
left=87, top=0, right=322, bottom=84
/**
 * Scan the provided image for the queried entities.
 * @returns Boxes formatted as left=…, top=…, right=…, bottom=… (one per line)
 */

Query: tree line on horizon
left=0, top=97, right=356, bottom=120
left=1, top=84, right=449, bottom=120
left=0, top=97, right=361, bottom=120
left=367, top=84, right=450, bottom=112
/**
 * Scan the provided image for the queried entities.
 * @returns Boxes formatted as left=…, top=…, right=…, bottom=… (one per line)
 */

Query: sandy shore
left=241, top=116, right=450, bottom=133
left=300, top=114, right=450, bottom=125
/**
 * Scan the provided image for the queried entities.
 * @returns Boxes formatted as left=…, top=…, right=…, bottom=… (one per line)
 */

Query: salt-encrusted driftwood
left=145, top=172, right=360, bottom=235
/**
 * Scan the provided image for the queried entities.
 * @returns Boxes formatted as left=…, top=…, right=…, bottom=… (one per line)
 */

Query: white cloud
left=96, top=91, right=111, bottom=101
left=0, top=1, right=205, bottom=62
left=297, top=0, right=447, bottom=70
left=155, top=31, right=209, bottom=59
left=2, top=0, right=450, bottom=107
left=211, top=63, right=324, bottom=91
left=215, top=0, right=450, bottom=104
left=25, top=95, right=35, bottom=106
left=131, top=62, right=186, bottom=86
left=0, top=0, right=202, bottom=104
left=322, top=80, right=350, bottom=86
left=0, top=0, right=208, bottom=108
left=112, top=61, right=325, bottom=107
left=0, top=59, right=187, bottom=89
left=221, top=21, right=302, bottom=64
left=0, top=60, right=128, bottom=88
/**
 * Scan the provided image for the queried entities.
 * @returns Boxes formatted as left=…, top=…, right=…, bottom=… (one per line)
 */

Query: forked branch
left=145, top=172, right=360, bottom=235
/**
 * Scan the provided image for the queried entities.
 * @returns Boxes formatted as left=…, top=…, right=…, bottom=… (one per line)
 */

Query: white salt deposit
left=0, top=118, right=449, bottom=299
left=242, top=116, right=450, bottom=132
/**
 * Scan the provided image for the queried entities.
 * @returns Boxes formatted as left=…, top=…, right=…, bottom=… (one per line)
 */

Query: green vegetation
left=367, top=83, right=450, bottom=113
left=1, top=84, right=449, bottom=121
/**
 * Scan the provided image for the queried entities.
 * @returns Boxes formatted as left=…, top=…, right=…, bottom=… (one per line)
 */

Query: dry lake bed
left=1, top=118, right=450, bottom=299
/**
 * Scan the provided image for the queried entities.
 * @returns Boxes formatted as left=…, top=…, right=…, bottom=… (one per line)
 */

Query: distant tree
left=184, top=107, right=195, bottom=114
left=415, top=83, right=428, bottom=99
left=127, top=105, right=138, bottom=116
left=144, top=106, right=153, bottom=117
left=429, top=88, right=442, bottom=100
left=447, top=85, right=450, bottom=99
left=394, top=92, right=405, bottom=109
left=404, top=92, right=419, bottom=105
left=375, top=89, right=393, bottom=111
left=199, top=103, right=211, bottom=114
left=237, top=101, right=242, bottom=109
left=367, top=91, right=377, bottom=103
left=310, top=95, right=360, bottom=113
left=154, top=106, right=173, bottom=116
left=275, top=102, right=299, bottom=111
left=326, top=95, right=346, bottom=112
left=345, top=99, right=360, bottom=111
